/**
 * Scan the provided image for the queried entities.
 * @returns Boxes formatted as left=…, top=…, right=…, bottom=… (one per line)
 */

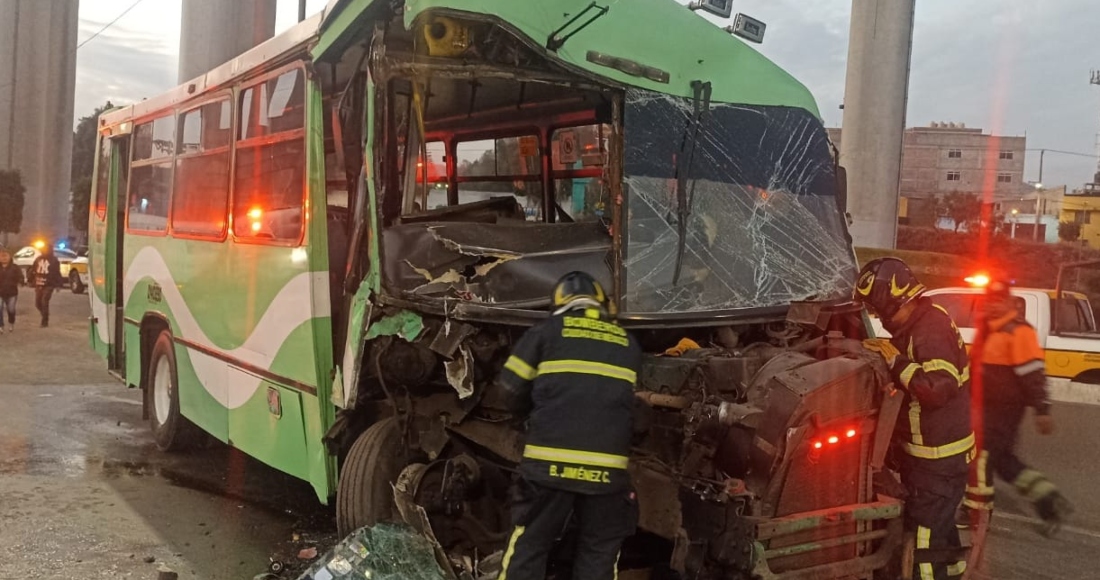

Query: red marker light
left=827, top=436, right=839, bottom=445
left=813, top=441, right=823, bottom=449
left=965, top=274, right=990, bottom=287
left=846, top=429, right=857, bottom=438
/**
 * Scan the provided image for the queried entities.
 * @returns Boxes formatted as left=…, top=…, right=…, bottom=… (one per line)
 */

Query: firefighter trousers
left=498, top=479, right=638, bottom=580
left=903, top=461, right=968, bottom=580
left=966, top=403, right=1060, bottom=515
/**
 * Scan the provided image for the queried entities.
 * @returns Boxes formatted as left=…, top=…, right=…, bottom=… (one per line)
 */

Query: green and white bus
left=89, top=1, right=907, bottom=577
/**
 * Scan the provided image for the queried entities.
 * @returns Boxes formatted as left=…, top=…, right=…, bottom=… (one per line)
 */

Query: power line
left=1026, top=148, right=1099, bottom=159
left=76, top=0, right=148, bottom=51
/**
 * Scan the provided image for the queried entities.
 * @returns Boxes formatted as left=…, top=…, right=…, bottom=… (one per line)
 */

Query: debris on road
left=297, top=547, right=318, bottom=560
left=156, top=564, right=178, bottom=580
left=143, top=556, right=156, bottom=564
left=297, top=524, right=449, bottom=580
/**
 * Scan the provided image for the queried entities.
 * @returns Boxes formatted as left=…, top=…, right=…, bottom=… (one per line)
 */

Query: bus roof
left=102, top=0, right=821, bottom=129
left=100, top=11, right=325, bottom=129
left=323, top=0, right=821, bottom=116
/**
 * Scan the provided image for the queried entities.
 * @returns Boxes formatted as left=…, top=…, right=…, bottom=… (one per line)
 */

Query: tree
left=70, top=101, right=114, bottom=236
left=1058, top=221, right=1082, bottom=243
left=937, top=191, right=982, bottom=233
left=0, top=169, right=26, bottom=244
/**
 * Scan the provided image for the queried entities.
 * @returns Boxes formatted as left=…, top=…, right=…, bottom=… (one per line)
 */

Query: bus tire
left=336, top=417, right=406, bottom=537
left=147, top=330, right=200, bottom=452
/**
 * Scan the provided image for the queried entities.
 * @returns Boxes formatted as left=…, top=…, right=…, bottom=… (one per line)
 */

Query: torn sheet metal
left=365, top=310, right=426, bottom=341
left=382, top=221, right=612, bottom=305
left=622, top=89, right=856, bottom=314
left=443, top=345, right=476, bottom=399
left=339, top=287, right=373, bottom=409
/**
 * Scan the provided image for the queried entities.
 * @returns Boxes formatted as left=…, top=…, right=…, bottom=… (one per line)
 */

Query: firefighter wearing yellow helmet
left=856, top=258, right=973, bottom=580
left=496, top=271, right=641, bottom=580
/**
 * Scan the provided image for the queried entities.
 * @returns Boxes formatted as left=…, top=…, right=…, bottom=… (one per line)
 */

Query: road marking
left=992, top=511, right=1100, bottom=540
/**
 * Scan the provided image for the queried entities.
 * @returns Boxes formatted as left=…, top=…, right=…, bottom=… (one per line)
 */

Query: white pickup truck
left=873, top=286, right=1100, bottom=405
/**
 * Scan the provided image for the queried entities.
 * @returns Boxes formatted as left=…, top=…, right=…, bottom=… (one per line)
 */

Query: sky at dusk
left=75, top=0, right=1100, bottom=189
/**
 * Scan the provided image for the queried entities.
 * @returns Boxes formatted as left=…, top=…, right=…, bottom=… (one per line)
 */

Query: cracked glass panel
left=297, top=523, right=449, bottom=580
left=623, top=90, right=855, bottom=314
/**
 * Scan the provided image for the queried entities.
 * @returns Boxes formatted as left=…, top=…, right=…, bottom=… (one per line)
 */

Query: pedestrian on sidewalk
left=965, top=279, right=1073, bottom=536
left=30, top=244, right=62, bottom=328
left=0, top=247, right=20, bottom=332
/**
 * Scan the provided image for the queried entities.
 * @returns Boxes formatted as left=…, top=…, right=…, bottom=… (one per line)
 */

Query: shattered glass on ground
left=297, top=523, right=449, bottom=580
left=622, top=89, right=856, bottom=314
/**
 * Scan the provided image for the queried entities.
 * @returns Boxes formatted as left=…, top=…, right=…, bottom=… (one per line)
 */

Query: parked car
left=12, top=245, right=77, bottom=285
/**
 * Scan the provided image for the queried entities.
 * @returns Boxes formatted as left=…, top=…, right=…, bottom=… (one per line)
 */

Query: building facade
left=0, top=0, right=79, bottom=243
left=1061, top=191, right=1100, bottom=248
left=828, top=123, right=1029, bottom=225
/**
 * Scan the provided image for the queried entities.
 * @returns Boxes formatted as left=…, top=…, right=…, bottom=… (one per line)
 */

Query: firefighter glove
left=862, top=338, right=902, bottom=368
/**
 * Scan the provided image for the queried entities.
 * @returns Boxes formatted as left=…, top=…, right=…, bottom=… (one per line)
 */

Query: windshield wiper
left=672, top=80, right=712, bottom=285
left=547, top=2, right=609, bottom=52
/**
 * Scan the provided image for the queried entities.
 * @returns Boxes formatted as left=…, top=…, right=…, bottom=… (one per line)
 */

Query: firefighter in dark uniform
left=496, top=271, right=641, bottom=580
left=965, top=279, right=1072, bottom=535
left=856, top=258, right=973, bottom=580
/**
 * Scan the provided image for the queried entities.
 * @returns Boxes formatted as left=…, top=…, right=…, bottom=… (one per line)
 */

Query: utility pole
left=839, top=0, right=917, bottom=249
left=1091, top=71, right=1100, bottom=185
left=298, top=0, right=306, bottom=22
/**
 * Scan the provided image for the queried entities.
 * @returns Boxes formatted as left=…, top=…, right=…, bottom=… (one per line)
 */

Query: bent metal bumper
left=749, top=498, right=905, bottom=580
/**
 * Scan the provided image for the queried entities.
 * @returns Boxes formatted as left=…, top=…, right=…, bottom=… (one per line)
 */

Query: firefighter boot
left=1035, top=491, right=1073, bottom=538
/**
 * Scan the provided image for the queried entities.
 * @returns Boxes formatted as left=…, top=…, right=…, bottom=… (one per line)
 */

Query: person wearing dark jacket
left=496, top=271, right=642, bottom=580
left=857, top=258, right=973, bottom=580
left=0, top=247, right=20, bottom=332
left=965, top=280, right=1072, bottom=535
left=30, top=245, right=63, bottom=327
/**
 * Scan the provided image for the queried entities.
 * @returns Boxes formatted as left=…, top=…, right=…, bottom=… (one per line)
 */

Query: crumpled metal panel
left=382, top=221, right=612, bottom=305
left=622, top=90, right=856, bottom=314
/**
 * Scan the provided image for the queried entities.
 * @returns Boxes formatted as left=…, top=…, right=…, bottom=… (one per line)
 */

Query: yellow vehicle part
left=422, top=16, right=471, bottom=57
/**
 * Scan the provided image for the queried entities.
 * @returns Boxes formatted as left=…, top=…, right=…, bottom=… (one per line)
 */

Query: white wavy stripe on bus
left=122, top=245, right=329, bottom=409
left=90, top=290, right=110, bottom=344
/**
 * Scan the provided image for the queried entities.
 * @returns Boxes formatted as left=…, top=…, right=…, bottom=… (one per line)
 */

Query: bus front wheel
left=336, top=417, right=406, bottom=537
left=147, top=330, right=201, bottom=452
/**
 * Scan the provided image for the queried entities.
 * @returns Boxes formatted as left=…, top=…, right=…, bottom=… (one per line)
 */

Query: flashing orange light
left=32, top=240, right=45, bottom=249
left=248, top=208, right=263, bottom=220
left=846, top=429, right=857, bottom=438
left=827, top=435, right=840, bottom=445
left=965, top=274, right=990, bottom=287
left=251, top=222, right=262, bottom=233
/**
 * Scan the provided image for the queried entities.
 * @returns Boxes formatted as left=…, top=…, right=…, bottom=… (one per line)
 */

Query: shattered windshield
left=622, top=90, right=856, bottom=315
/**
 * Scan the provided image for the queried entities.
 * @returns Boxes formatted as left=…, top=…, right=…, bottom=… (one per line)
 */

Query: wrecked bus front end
left=325, top=4, right=906, bottom=579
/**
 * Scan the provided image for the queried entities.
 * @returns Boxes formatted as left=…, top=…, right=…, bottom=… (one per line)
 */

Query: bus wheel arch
left=141, top=319, right=200, bottom=451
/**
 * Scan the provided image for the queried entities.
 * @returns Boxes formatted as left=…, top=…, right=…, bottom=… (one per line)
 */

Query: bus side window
left=94, top=138, right=111, bottom=221
left=172, top=98, right=232, bottom=239
left=234, top=67, right=306, bottom=243
left=127, top=114, right=175, bottom=234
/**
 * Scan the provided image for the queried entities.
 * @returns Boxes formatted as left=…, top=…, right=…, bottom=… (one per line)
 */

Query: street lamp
left=1011, top=208, right=1019, bottom=239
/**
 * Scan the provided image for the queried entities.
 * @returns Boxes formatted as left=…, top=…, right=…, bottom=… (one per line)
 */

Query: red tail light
left=810, top=427, right=860, bottom=453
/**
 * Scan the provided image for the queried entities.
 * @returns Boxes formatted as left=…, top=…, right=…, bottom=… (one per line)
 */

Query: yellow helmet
left=552, top=271, right=608, bottom=312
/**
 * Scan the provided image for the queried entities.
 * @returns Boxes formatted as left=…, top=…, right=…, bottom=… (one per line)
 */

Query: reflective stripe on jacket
left=888, top=298, right=974, bottom=461
left=498, top=308, right=641, bottom=494
left=975, top=312, right=1050, bottom=414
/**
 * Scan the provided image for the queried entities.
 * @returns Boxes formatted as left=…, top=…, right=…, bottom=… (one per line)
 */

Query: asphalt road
left=1, top=286, right=1099, bottom=579
left=0, top=286, right=335, bottom=580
